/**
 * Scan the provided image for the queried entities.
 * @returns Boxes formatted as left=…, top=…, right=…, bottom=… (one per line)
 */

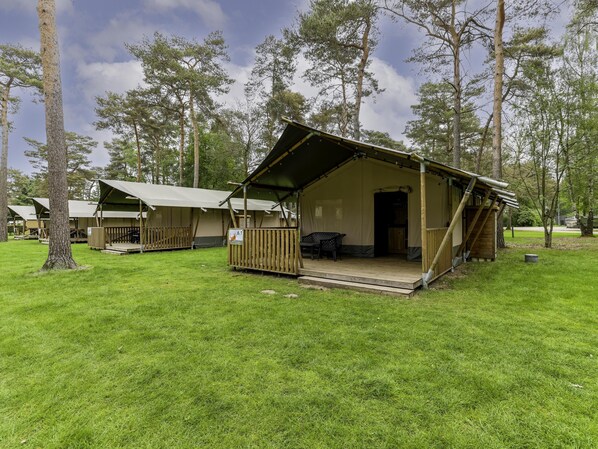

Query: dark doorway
left=374, top=191, right=408, bottom=257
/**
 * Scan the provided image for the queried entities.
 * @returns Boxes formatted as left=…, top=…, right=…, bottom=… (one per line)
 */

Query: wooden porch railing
left=88, top=226, right=192, bottom=251
left=143, top=226, right=193, bottom=251
left=424, top=228, right=453, bottom=281
left=228, top=228, right=300, bottom=275
left=106, top=226, right=140, bottom=245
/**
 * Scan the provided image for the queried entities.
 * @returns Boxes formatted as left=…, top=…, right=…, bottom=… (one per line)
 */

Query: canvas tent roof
left=222, top=119, right=519, bottom=209
left=7, top=205, right=37, bottom=221
left=97, top=180, right=280, bottom=212
left=32, top=198, right=142, bottom=220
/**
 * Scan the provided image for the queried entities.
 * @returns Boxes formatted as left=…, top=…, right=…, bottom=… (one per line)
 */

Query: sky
left=0, top=0, right=568, bottom=175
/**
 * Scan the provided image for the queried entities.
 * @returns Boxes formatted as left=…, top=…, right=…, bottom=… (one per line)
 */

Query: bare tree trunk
left=353, top=16, right=372, bottom=142
left=37, top=0, right=77, bottom=270
left=179, top=105, right=185, bottom=186
left=0, top=83, right=10, bottom=242
left=133, top=121, right=142, bottom=182
left=493, top=0, right=506, bottom=249
left=450, top=0, right=461, bottom=169
left=189, top=92, right=200, bottom=188
left=452, top=44, right=461, bottom=168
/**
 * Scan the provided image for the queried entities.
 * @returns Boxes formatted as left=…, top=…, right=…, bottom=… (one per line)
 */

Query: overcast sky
left=0, top=0, right=567, bottom=174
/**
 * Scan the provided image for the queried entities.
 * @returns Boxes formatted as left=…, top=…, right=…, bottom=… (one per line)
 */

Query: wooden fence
left=228, top=228, right=300, bottom=275
left=106, top=226, right=139, bottom=245
left=143, top=227, right=193, bottom=251
left=424, top=227, right=453, bottom=281
left=88, top=226, right=192, bottom=251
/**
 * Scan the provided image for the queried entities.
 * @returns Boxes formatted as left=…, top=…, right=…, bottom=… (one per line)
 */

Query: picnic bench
left=300, top=232, right=346, bottom=261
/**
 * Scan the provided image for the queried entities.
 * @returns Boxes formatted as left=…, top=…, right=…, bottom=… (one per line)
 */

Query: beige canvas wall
left=301, top=158, right=454, bottom=247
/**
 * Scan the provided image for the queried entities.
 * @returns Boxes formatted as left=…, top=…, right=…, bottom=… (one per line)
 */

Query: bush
left=512, top=207, right=542, bottom=226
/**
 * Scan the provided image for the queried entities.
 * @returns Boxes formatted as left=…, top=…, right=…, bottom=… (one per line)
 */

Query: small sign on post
left=228, top=229, right=244, bottom=245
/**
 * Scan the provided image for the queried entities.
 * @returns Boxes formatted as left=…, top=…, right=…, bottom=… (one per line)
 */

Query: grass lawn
left=0, top=234, right=597, bottom=448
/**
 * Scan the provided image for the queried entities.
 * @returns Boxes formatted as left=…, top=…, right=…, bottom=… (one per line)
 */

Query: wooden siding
left=424, top=227, right=453, bottom=280
left=466, top=207, right=497, bottom=260
left=88, top=227, right=106, bottom=249
left=228, top=228, right=300, bottom=275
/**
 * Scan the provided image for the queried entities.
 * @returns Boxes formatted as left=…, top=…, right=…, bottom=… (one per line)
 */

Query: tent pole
left=243, top=184, right=248, bottom=229
left=420, top=162, right=428, bottom=285
left=457, top=189, right=491, bottom=259
left=423, top=177, right=476, bottom=285
left=228, top=200, right=238, bottom=228
left=297, top=191, right=303, bottom=268
left=139, top=199, right=144, bottom=253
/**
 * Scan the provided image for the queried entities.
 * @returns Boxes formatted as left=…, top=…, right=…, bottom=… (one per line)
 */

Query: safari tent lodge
left=91, top=180, right=288, bottom=254
left=222, top=120, right=519, bottom=297
left=32, top=197, right=141, bottom=244
left=7, top=205, right=42, bottom=240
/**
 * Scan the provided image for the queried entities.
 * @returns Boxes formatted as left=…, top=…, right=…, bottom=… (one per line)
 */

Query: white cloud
left=87, top=15, right=157, bottom=62
left=143, top=0, right=227, bottom=27
left=76, top=60, right=145, bottom=103
left=360, top=57, right=417, bottom=142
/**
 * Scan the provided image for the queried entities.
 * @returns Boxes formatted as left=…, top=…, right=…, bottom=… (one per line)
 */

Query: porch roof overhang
left=31, top=197, right=145, bottom=220
left=96, top=179, right=280, bottom=213
left=220, top=119, right=519, bottom=209
left=7, top=205, right=37, bottom=221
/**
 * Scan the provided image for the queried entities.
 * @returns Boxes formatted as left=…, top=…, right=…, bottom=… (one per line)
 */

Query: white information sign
left=228, top=229, right=244, bottom=245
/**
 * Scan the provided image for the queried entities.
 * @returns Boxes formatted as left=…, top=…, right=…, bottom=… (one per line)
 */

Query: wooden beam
left=457, top=189, right=491, bottom=257
left=420, top=162, right=428, bottom=276
left=467, top=197, right=498, bottom=258
left=227, top=200, right=238, bottom=228
left=139, top=200, right=144, bottom=253
left=423, top=177, right=477, bottom=285
left=243, top=185, right=248, bottom=229
left=297, top=191, right=303, bottom=269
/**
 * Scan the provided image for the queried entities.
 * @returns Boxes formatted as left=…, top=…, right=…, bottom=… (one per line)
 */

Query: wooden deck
left=299, top=256, right=423, bottom=293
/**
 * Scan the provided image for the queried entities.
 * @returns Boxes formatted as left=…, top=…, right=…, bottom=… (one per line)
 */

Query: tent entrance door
left=374, top=191, right=408, bottom=257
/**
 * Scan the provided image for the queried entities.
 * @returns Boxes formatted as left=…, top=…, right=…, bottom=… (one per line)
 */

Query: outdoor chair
left=300, top=232, right=346, bottom=261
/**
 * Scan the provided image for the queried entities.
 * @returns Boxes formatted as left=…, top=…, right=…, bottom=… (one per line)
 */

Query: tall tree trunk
left=452, top=43, right=461, bottom=168
left=493, top=0, right=506, bottom=248
left=353, top=16, right=372, bottom=142
left=178, top=105, right=185, bottom=186
left=189, top=92, right=200, bottom=188
left=37, top=0, right=77, bottom=270
left=0, top=83, right=11, bottom=242
left=451, top=0, right=461, bottom=169
left=133, top=121, right=141, bottom=182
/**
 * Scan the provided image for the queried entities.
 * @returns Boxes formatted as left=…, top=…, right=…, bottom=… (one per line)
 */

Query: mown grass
left=0, top=235, right=597, bottom=448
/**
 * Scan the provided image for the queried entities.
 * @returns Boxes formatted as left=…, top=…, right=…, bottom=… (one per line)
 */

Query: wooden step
left=101, top=249, right=127, bottom=255
left=298, top=268, right=421, bottom=290
left=298, top=276, right=416, bottom=298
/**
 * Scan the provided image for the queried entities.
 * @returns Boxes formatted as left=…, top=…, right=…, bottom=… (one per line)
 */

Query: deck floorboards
left=299, top=256, right=422, bottom=290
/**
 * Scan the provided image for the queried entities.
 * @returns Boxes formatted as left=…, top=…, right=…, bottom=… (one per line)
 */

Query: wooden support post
left=510, top=207, right=514, bottom=238
left=420, top=162, right=428, bottom=279
left=467, top=197, right=498, bottom=258
left=297, top=191, right=304, bottom=269
left=457, top=189, right=491, bottom=258
left=227, top=200, right=238, bottom=228
left=243, top=185, right=248, bottom=229
left=139, top=200, right=144, bottom=253
left=423, top=177, right=477, bottom=286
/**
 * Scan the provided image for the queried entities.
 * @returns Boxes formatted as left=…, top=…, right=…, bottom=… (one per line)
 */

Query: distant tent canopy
left=31, top=198, right=141, bottom=220
left=7, top=205, right=37, bottom=222
left=97, top=179, right=279, bottom=214
left=221, top=119, right=519, bottom=209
